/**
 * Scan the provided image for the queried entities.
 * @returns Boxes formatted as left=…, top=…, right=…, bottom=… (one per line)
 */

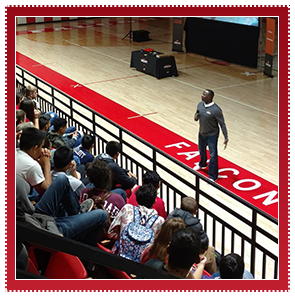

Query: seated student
left=19, top=99, right=41, bottom=129
left=96, top=141, right=137, bottom=191
left=51, top=146, right=85, bottom=199
left=25, top=85, right=41, bottom=110
left=107, top=184, right=165, bottom=252
left=145, top=228, right=207, bottom=279
left=16, top=109, right=26, bottom=126
left=166, top=196, right=216, bottom=274
left=16, top=127, right=52, bottom=197
left=74, top=134, right=95, bottom=165
left=128, top=170, right=167, bottom=219
left=80, top=160, right=125, bottom=220
left=47, top=118, right=82, bottom=149
left=16, top=173, right=108, bottom=247
left=16, top=91, right=25, bottom=110
left=211, top=253, right=254, bottom=279
left=39, top=114, right=51, bottom=132
left=140, top=217, right=185, bottom=264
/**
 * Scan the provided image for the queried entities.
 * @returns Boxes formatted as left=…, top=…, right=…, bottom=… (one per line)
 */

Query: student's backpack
left=118, top=206, right=159, bottom=262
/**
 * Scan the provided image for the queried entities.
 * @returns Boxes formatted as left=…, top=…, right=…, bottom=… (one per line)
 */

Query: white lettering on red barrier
left=164, top=142, right=278, bottom=209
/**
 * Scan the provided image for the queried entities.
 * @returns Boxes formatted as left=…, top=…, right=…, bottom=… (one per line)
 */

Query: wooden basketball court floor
left=15, top=17, right=279, bottom=278
left=16, top=17, right=278, bottom=185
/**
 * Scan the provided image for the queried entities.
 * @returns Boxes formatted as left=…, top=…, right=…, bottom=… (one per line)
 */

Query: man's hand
left=224, top=139, right=229, bottom=150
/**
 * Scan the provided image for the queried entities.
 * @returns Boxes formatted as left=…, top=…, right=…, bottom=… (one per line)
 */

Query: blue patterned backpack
left=118, top=206, right=159, bottom=262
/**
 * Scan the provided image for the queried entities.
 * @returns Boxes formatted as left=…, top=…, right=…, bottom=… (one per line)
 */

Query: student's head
left=53, top=118, right=67, bottom=134
left=135, top=183, right=157, bottom=208
left=142, top=171, right=161, bottom=189
left=19, top=99, right=36, bottom=122
left=16, top=109, right=26, bottom=126
left=181, top=197, right=198, bottom=215
left=168, top=228, right=201, bottom=270
left=39, top=114, right=51, bottom=132
left=16, top=122, right=34, bottom=133
left=219, top=253, right=245, bottom=279
left=149, top=218, right=185, bottom=262
left=106, top=141, right=121, bottom=158
left=82, top=135, right=95, bottom=151
left=25, top=85, right=38, bottom=99
left=53, top=146, right=73, bottom=169
left=19, top=127, right=46, bottom=159
left=85, top=160, right=112, bottom=190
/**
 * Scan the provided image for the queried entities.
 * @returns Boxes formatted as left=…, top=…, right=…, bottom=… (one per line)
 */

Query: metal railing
left=16, top=65, right=278, bottom=279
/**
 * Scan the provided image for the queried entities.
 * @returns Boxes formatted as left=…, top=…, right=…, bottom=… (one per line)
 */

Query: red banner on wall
left=264, top=18, right=276, bottom=77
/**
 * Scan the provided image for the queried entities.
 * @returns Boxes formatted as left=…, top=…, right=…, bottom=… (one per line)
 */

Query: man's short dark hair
left=16, top=109, right=26, bottom=126
left=82, top=135, right=95, bottom=150
left=168, top=228, right=201, bottom=270
left=53, top=118, right=67, bottom=132
left=142, top=171, right=161, bottom=188
left=19, top=127, right=46, bottom=151
left=206, top=89, right=215, bottom=99
left=135, top=183, right=157, bottom=208
left=219, top=253, right=245, bottom=279
left=53, top=146, right=73, bottom=169
left=106, top=141, right=121, bottom=157
left=39, top=115, right=51, bottom=131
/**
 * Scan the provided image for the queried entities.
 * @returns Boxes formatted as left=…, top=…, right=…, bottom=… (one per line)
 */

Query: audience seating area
left=15, top=65, right=278, bottom=280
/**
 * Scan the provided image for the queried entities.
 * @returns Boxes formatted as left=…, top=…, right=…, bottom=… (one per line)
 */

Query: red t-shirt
left=128, top=186, right=167, bottom=219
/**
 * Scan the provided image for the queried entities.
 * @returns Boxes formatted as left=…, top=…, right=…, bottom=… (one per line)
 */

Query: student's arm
left=190, top=256, right=207, bottom=279
left=113, top=164, right=137, bottom=189
left=35, top=148, right=52, bottom=195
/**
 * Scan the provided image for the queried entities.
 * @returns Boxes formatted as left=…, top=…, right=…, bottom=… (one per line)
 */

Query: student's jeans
left=35, top=175, right=107, bottom=246
left=198, top=133, right=219, bottom=181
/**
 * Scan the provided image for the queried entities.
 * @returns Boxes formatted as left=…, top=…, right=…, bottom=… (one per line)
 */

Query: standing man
left=194, top=89, right=228, bottom=181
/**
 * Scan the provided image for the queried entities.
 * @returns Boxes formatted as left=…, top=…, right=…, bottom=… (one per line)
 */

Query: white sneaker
left=194, top=163, right=207, bottom=171
left=79, top=199, right=94, bottom=213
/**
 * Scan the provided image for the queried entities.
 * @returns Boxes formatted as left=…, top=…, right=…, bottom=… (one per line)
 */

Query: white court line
left=64, top=40, right=130, bottom=65
left=65, top=39, right=278, bottom=118
left=171, top=78, right=278, bottom=117
left=213, top=77, right=276, bottom=90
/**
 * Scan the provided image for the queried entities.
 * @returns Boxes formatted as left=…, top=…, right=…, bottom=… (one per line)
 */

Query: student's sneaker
left=194, top=163, right=207, bottom=171
left=79, top=199, right=94, bottom=213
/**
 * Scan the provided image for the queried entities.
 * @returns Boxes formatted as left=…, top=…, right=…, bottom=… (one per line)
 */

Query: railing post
left=250, top=210, right=257, bottom=278
left=152, top=149, right=157, bottom=172
left=195, top=175, right=200, bottom=205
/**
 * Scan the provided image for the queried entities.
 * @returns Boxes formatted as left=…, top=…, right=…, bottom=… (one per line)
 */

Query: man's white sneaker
left=194, top=163, right=207, bottom=171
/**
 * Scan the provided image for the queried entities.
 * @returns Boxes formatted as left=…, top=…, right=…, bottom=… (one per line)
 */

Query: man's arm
left=215, top=110, right=229, bottom=149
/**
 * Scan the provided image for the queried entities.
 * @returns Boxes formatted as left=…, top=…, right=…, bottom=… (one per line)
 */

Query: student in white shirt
left=16, top=127, right=52, bottom=197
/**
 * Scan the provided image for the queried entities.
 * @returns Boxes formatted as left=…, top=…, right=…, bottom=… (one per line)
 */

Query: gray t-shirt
left=196, top=102, right=228, bottom=140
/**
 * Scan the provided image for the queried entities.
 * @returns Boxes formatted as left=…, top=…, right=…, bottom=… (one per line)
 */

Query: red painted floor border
left=16, top=51, right=278, bottom=219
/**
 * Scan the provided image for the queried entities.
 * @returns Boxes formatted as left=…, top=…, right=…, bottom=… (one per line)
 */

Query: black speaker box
left=132, top=30, right=150, bottom=42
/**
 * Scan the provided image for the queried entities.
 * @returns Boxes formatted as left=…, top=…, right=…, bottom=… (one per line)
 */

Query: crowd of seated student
left=16, top=83, right=253, bottom=279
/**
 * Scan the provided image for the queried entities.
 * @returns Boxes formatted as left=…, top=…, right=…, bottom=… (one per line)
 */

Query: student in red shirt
left=128, top=170, right=167, bottom=219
